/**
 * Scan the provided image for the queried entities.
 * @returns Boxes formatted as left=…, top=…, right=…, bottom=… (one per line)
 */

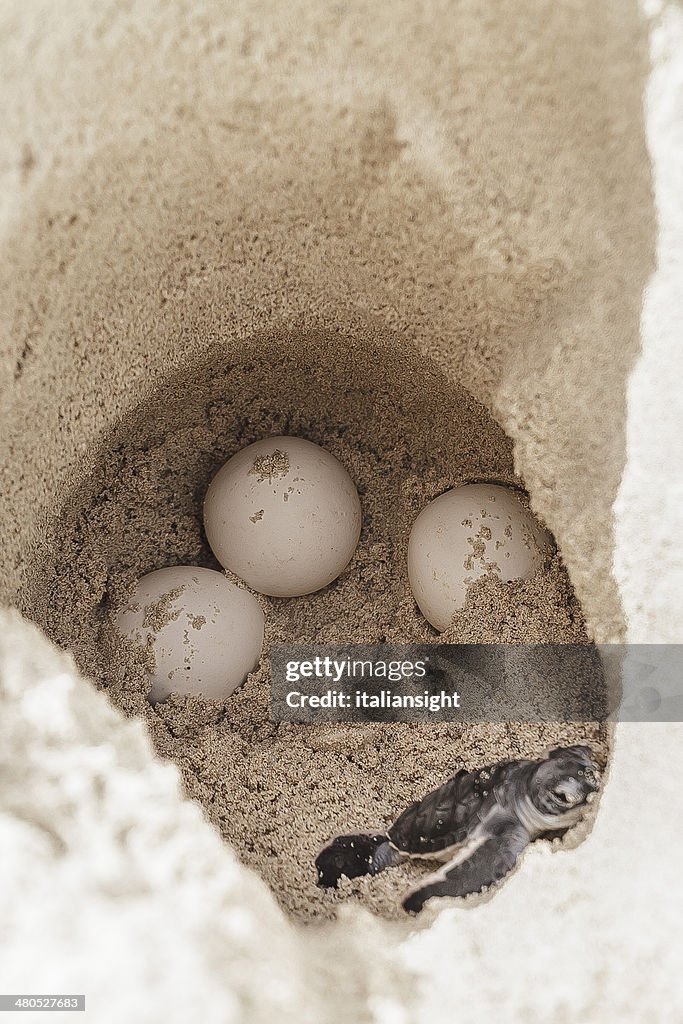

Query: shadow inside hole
left=25, top=327, right=516, bottom=648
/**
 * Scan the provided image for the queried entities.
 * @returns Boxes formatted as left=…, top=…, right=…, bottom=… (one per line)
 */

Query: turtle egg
left=203, top=436, right=362, bottom=597
left=407, top=483, right=553, bottom=632
left=114, top=566, right=264, bottom=703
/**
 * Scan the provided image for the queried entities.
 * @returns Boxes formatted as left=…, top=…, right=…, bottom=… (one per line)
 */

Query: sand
left=0, top=1, right=667, bottom=1019
left=19, top=337, right=606, bottom=920
left=0, top=0, right=649, bottom=927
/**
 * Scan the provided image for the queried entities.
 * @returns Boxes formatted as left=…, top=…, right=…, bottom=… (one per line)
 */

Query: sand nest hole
left=22, top=334, right=607, bottom=921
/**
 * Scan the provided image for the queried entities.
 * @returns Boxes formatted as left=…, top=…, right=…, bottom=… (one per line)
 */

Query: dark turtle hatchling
left=315, top=745, right=601, bottom=913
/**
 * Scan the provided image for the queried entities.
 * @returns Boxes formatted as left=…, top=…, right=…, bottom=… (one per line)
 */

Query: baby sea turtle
left=315, top=745, right=601, bottom=913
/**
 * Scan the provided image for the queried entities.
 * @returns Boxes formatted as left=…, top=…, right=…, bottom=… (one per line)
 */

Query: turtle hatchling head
left=530, top=745, right=601, bottom=818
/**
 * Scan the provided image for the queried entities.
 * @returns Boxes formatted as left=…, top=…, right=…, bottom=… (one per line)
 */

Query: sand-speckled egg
left=408, top=483, right=553, bottom=631
left=203, top=436, right=362, bottom=597
left=114, top=566, right=264, bottom=703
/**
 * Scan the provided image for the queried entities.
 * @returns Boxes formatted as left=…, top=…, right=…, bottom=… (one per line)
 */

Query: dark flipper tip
left=315, top=833, right=390, bottom=888
left=402, top=889, right=428, bottom=915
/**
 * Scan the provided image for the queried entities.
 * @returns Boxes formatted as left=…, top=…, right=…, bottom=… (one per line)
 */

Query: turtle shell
left=388, top=762, right=521, bottom=855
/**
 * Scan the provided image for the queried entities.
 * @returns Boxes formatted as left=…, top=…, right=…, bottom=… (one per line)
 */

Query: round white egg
left=203, top=436, right=362, bottom=597
left=407, top=483, right=553, bottom=632
left=114, top=566, right=264, bottom=703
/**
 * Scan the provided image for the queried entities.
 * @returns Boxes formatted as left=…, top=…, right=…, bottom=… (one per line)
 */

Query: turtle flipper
left=316, top=833, right=401, bottom=888
left=402, top=818, right=530, bottom=913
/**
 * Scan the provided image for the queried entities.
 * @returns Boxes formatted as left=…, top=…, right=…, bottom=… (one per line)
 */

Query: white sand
left=1, top=1, right=681, bottom=1021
